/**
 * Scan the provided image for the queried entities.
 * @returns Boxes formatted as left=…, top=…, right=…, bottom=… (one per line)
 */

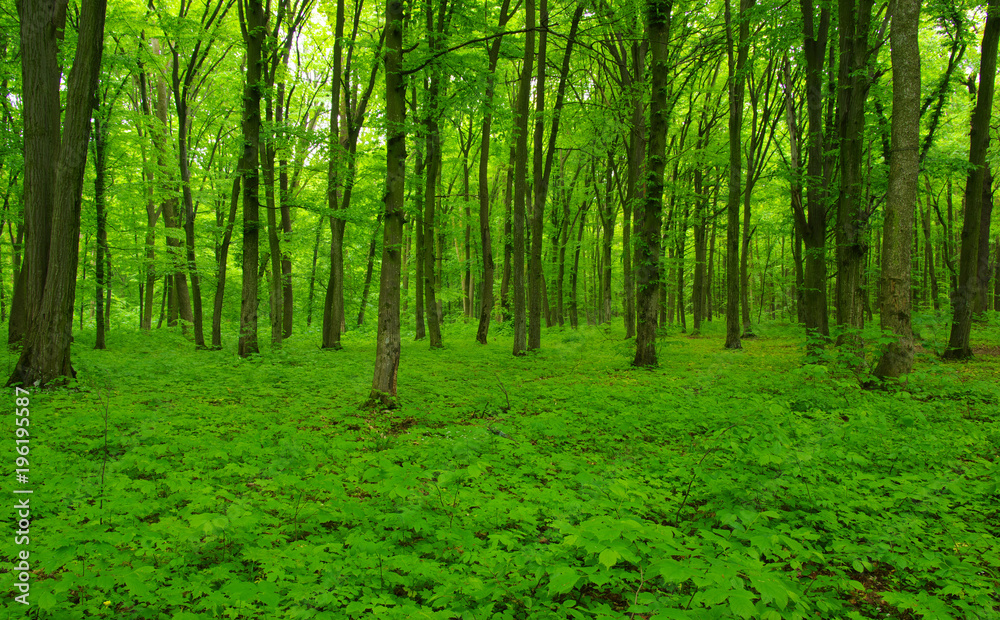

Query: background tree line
left=2, top=0, right=998, bottom=403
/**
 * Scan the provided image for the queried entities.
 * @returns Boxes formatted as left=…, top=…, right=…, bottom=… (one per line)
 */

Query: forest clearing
left=2, top=318, right=999, bottom=618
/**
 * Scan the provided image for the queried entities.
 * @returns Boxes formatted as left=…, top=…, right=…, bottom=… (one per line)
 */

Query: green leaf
left=598, top=547, right=621, bottom=569
left=729, top=590, right=756, bottom=619
left=548, top=566, right=581, bottom=594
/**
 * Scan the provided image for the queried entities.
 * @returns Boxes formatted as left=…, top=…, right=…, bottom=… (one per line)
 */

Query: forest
left=1, top=0, right=999, bottom=616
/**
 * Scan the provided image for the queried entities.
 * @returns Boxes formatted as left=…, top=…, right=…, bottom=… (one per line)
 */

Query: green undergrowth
left=1, top=316, right=998, bottom=619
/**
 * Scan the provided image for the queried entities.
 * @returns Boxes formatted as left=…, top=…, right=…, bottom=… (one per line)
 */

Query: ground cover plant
left=2, top=317, right=999, bottom=619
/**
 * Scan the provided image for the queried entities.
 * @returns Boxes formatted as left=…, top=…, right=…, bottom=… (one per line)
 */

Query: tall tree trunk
left=511, top=0, right=534, bottom=355
left=475, top=2, right=511, bottom=343
left=238, top=0, right=264, bottom=358
left=873, top=0, right=919, bottom=378
left=798, top=0, right=831, bottom=342
left=569, top=201, right=588, bottom=329
left=323, top=0, right=346, bottom=350
left=6, top=0, right=68, bottom=348
left=8, top=0, right=106, bottom=387
left=369, top=0, right=406, bottom=406
left=634, top=0, right=671, bottom=366
left=212, top=157, right=242, bottom=349
left=944, top=0, right=999, bottom=359
left=357, top=214, right=382, bottom=326
left=975, top=169, right=994, bottom=314
left=263, top=96, right=283, bottom=348
left=724, top=0, right=750, bottom=350
left=834, top=0, right=874, bottom=346
left=94, top=110, right=108, bottom=350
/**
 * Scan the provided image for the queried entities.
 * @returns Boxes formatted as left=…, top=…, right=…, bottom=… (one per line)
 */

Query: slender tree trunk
left=724, top=0, right=750, bottom=350
left=511, top=0, right=534, bottom=355
left=474, top=13, right=509, bottom=342
left=323, top=0, right=346, bottom=350
left=369, top=0, right=406, bottom=406
left=357, top=214, right=382, bottom=326
left=569, top=202, right=588, bottom=329
left=263, top=96, right=283, bottom=348
left=94, top=111, right=108, bottom=350
left=834, top=0, right=874, bottom=346
left=634, top=0, right=671, bottom=366
left=306, top=214, right=323, bottom=327
left=798, top=0, right=831, bottom=342
left=873, top=0, right=919, bottom=378
left=975, top=169, right=994, bottom=314
left=212, top=158, right=242, bottom=349
left=238, top=0, right=264, bottom=358
left=945, top=0, right=999, bottom=359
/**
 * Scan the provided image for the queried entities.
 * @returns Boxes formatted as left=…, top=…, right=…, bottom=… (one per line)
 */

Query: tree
left=724, top=0, right=751, bottom=350
left=474, top=0, right=513, bottom=344
left=944, top=0, right=1000, bottom=359
left=873, top=0, right=919, bottom=378
left=238, top=0, right=264, bottom=358
left=8, top=0, right=107, bottom=387
left=368, top=0, right=405, bottom=406
left=634, top=0, right=671, bottom=367
left=511, top=0, right=534, bottom=356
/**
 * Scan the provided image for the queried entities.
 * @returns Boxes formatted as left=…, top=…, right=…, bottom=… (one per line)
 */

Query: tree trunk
left=238, top=0, right=264, bottom=358
left=357, top=215, right=382, bottom=326
left=873, top=0, right=919, bottom=378
left=798, top=0, right=831, bottom=342
left=323, top=0, right=346, bottom=350
left=8, top=0, right=106, bottom=387
left=212, top=157, right=242, bottom=349
left=834, top=0, right=874, bottom=347
left=975, top=168, right=994, bottom=314
left=474, top=6, right=510, bottom=342
left=944, top=0, right=999, bottom=359
left=368, top=0, right=406, bottom=407
left=94, top=110, right=108, bottom=350
left=511, top=0, right=534, bottom=355
left=724, top=0, right=750, bottom=350
left=634, top=0, right=671, bottom=366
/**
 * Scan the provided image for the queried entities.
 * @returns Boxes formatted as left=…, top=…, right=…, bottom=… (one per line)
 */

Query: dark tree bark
left=834, top=0, right=874, bottom=345
left=634, top=0, right=671, bottom=367
left=724, top=0, right=751, bottom=350
left=474, top=3, right=511, bottom=343
left=237, top=0, right=264, bottom=357
left=944, top=0, right=999, bottom=359
left=511, top=0, right=534, bottom=355
left=369, top=0, right=406, bottom=406
left=93, top=108, right=109, bottom=350
left=873, top=0, right=919, bottom=378
left=357, top=214, right=383, bottom=326
left=323, top=0, right=346, bottom=350
left=8, top=0, right=106, bottom=387
left=211, top=156, right=243, bottom=349
left=421, top=0, right=448, bottom=349
left=975, top=169, right=994, bottom=314
left=796, top=0, right=831, bottom=342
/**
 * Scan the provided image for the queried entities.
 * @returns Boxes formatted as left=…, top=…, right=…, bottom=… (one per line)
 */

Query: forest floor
left=2, top=313, right=998, bottom=619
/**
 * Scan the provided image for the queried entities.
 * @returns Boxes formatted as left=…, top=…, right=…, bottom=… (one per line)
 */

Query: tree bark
left=369, top=0, right=406, bottom=406
left=511, top=0, right=534, bottom=355
left=238, top=0, right=264, bottom=358
left=724, top=0, right=750, bottom=350
left=9, top=0, right=106, bottom=387
left=873, top=0, right=919, bottom=378
left=94, top=109, right=108, bottom=350
left=634, top=0, right=671, bottom=366
left=944, top=0, right=999, bottom=359
left=323, top=0, right=346, bottom=349
left=834, top=0, right=874, bottom=346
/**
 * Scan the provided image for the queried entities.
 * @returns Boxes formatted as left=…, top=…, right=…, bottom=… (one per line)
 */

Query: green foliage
left=1, top=322, right=998, bottom=618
